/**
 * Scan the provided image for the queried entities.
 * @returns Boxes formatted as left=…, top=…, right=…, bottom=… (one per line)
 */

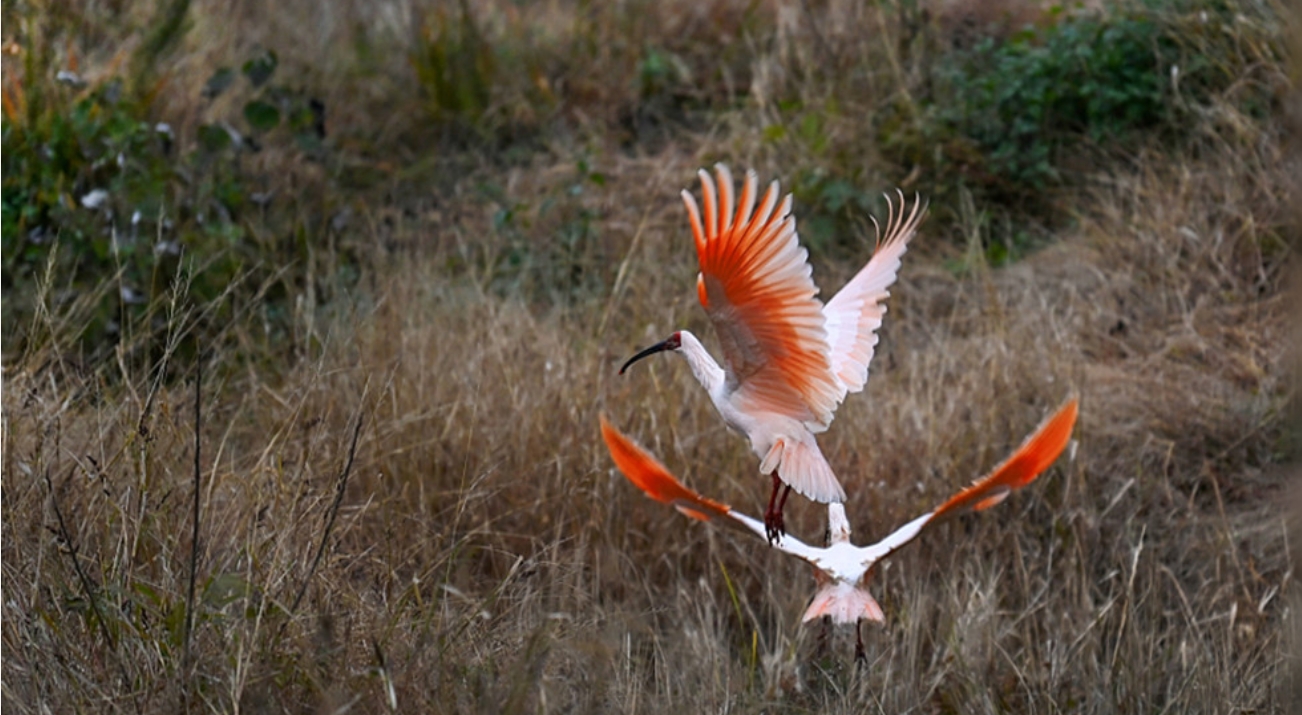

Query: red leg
left=769, top=483, right=792, bottom=542
left=854, top=620, right=866, bottom=665
left=763, top=474, right=784, bottom=543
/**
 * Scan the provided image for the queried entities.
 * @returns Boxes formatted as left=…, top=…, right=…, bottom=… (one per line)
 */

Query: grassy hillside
left=2, top=1, right=1297, bottom=712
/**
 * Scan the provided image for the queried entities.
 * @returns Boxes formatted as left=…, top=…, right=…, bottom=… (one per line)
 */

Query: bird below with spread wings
left=620, top=165, right=926, bottom=541
left=600, top=397, right=1078, bottom=659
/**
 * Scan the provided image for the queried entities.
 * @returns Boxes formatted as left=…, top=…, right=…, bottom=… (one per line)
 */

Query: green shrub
left=878, top=1, right=1281, bottom=229
left=3, top=75, right=189, bottom=352
left=2, top=42, right=332, bottom=361
left=937, top=10, right=1174, bottom=191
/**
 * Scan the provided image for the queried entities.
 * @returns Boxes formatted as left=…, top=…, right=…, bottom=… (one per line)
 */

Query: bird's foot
left=763, top=475, right=787, bottom=544
left=854, top=622, right=867, bottom=666
left=763, top=509, right=786, bottom=544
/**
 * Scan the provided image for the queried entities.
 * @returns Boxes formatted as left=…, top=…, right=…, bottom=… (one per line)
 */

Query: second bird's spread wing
left=822, top=192, right=925, bottom=400
left=602, top=396, right=1079, bottom=590
left=599, top=416, right=825, bottom=564
left=684, top=166, right=841, bottom=428
left=927, top=397, right=1079, bottom=521
left=859, top=397, right=1080, bottom=566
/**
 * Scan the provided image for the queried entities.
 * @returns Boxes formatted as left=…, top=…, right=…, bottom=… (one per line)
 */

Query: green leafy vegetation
left=877, top=2, right=1282, bottom=235
left=6, top=1, right=1287, bottom=362
left=2, top=35, right=333, bottom=363
left=476, top=158, right=609, bottom=304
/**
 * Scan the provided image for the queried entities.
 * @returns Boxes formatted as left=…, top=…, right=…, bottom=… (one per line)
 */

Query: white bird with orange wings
left=619, top=165, right=926, bottom=540
left=600, top=397, right=1078, bottom=657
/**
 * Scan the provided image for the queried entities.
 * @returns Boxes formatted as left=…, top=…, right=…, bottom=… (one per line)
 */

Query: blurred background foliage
left=1, top=0, right=1288, bottom=365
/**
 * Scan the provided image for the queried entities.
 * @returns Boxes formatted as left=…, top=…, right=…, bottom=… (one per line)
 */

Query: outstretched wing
left=684, top=165, right=841, bottom=428
left=929, top=397, right=1079, bottom=520
left=822, top=192, right=926, bottom=401
left=600, top=416, right=730, bottom=522
left=600, top=416, right=824, bottom=561
left=862, top=397, right=1080, bottom=564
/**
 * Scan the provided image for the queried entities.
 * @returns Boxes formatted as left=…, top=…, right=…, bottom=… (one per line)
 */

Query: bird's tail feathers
left=802, top=581, right=884, bottom=624
left=772, top=435, right=846, bottom=504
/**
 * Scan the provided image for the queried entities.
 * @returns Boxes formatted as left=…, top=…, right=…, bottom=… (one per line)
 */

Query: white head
left=619, top=330, right=725, bottom=401
left=826, top=502, right=852, bottom=545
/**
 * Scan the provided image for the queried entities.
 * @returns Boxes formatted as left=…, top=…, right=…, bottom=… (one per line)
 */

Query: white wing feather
left=823, top=192, right=925, bottom=399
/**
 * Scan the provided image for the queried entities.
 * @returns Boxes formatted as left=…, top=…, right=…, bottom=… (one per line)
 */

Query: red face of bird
left=619, top=331, right=683, bottom=375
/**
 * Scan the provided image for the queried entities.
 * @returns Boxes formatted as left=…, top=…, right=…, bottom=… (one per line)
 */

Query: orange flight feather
left=600, top=416, right=732, bottom=522
left=930, top=397, right=1078, bottom=521
left=685, top=168, right=841, bottom=427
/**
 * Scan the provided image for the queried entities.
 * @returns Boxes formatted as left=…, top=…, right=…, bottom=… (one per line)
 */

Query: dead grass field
left=3, top=1, right=1299, bottom=713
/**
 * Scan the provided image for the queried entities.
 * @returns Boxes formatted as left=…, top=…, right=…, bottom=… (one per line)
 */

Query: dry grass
left=3, top=0, right=1299, bottom=713
left=5, top=143, right=1295, bottom=713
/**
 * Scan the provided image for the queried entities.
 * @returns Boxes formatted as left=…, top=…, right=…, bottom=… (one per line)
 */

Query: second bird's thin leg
left=815, top=615, right=832, bottom=660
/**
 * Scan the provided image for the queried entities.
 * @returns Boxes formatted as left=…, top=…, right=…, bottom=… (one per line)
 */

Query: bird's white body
left=671, top=329, right=842, bottom=505
left=721, top=502, right=930, bottom=622
left=622, top=166, right=927, bottom=507
left=676, top=329, right=823, bottom=473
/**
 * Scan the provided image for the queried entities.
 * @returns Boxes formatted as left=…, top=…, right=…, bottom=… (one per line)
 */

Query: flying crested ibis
left=619, top=165, right=925, bottom=540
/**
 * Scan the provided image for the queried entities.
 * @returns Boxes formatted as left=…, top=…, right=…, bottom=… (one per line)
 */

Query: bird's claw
left=763, top=511, right=786, bottom=545
left=763, top=476, right=788, bottom=545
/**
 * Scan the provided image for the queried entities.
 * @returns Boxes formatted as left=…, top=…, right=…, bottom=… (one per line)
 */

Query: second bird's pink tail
left=801, top=581, right=884, bottom=624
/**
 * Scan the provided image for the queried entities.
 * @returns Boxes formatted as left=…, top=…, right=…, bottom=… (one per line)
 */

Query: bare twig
left=289, top=413, right=365, bottom=617
left=45, top=464, right=142, bottom=713
left=182, top=358, right=202, bottom=675
left=45, top=466, right=116, bottom=651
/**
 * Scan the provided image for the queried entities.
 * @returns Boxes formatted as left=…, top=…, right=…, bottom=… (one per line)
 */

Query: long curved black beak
left=619, top=339, right=675, bottom=375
